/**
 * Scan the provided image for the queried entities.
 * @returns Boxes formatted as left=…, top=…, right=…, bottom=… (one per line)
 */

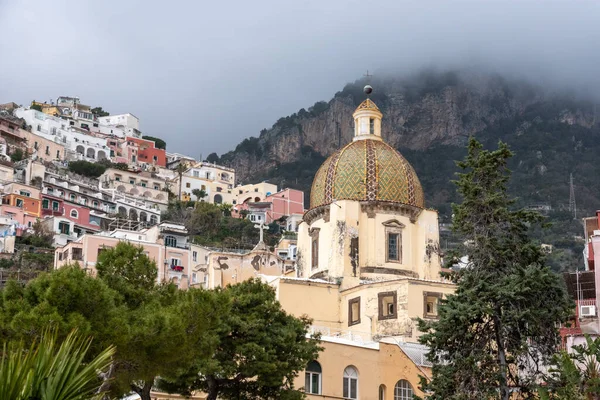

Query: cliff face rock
left=219, top=70, right=596, bottom=186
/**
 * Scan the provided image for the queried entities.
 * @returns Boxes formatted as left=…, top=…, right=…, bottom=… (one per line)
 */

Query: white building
left=15, top=109, right=111, bottom=162
left=97, top=113, right=141, bottom=138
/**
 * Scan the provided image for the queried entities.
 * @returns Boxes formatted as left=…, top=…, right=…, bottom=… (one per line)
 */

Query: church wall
left=294, top=339, right=426, bottom=399
left=192, top=247, right=284, bottom=288
left=339, top=279, right=454, bottom=341
left=358, top=208, right=442, bottom=281
left=277, top=279, right=341, bottom=329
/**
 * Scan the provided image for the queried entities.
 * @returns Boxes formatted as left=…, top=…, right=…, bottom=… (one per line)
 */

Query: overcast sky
left=1, top=1, right=599, bottom=156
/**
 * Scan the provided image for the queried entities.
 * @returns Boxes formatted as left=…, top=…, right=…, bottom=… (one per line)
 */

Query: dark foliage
left=142, top=136, right=167, bottom=150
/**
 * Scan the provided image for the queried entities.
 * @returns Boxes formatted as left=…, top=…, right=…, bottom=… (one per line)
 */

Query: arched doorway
left=129, top=208, right=138, bottom=221
left=76, top=145, right=85, bottom=154
left=86, top=148, right=95, bottom=159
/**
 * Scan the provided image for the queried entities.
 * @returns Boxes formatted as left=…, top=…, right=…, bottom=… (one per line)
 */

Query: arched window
left=70, top=209, right=78, bottom=218
left=305, top=361, right=322, bottom=395
left=165, top=235, right=177, bottom=248
left=394, top=380, right=413, bottom=400
left=343, top=366, right=358, bottom=399
left=379, top=384, right=386, bottom=400
left=214, top=194, right=223, bottom=204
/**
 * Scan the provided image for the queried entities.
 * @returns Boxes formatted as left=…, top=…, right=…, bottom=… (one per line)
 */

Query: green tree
left=10, top=148, right=24, bottom=163
left=91, top=106, right=109, bottom=117
left=115, top=287, right=226, bottom=400
left=0, top=329, right=114, bottom=400
left=175, top=163, right=188, bottom=201
left=192, top=188, right=207, bottom=201
left=30, top=103, right=43, bottom=112
left=418, top=138, right=572, bottom=400
left=218, top=203, right=232, bottom=217
left=0, top=266, right=123, bottom=354
left=142, top=136, right=167, bottom=150
left=68, top=160, right=107, bottom=178
left=158, top=279, right=322, bottom=400
left=206, top=152, right=219, bottom=163
left=540, top=335, right=600, bottom=399
left=95, top=241, right=158, bottom=308
left=20, top=219, right=54, bottom=249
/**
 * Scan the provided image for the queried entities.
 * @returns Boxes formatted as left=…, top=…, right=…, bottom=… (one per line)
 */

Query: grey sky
left=1, top=1, right=599, bottom=156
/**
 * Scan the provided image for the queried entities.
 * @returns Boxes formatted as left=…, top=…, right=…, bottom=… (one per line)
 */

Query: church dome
left=309, top=139, right=425, bottom=209
left=309, top=96, right=424, bottom=210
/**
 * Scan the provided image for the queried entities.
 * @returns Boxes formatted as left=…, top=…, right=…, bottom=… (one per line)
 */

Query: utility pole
left=569, top=173, right=577, bottom=220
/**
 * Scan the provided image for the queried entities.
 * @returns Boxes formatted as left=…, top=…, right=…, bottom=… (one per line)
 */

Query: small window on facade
left=186, top=182, right=191, bottom=188
left=129, top=179, right=135, bottom=184
left=379, top=384, right=386, bottom=400
left=394, top=380, right=414, bottom=400
left=16, top=199, right=23, bottom=208
left=165, top=235, right=177, bottom=248
left=387, top=232, right=401, bottom=262
left=343, top=366, right=358, bottom=399
left=383, top=220, right=404, bottom=263
left=70, top=193, right=76, bottom=201
left=423, top=292, right=442, bottom=318
left=305, top=361, right=322, bottom=395
left=52, top=201, right=60, bottom=211
left=154, top=185, right=160, bottom=190
left=216, top=187, right=222, bottom=192
left=56, top=150, right=60, bottom=158
left=192, top=251, right=197, bottom=262
left=93, top=201, right=98, bottom=208
left=42, top=199, right=49, bottom=209
left=369, top=118, right=375, bottom=134
left=19, top=191, right=31, bottom=197
left=310, top=229, right=319, bottom=270
left=348, top=297, right=360, bottom=326
left=70, top=209, right=78, bottom=218
left=254, top=188, right=258, bottom=192
left=378, top=291, right=398, bottom=320
left=45, top=145, right=50, bottom=155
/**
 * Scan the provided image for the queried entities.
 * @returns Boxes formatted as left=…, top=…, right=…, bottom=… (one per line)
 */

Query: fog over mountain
left=0, top=1, right=599, bottom=155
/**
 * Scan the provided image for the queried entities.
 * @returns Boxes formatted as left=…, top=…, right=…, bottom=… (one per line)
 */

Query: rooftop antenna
left=569, top=173, right=577, bottom=220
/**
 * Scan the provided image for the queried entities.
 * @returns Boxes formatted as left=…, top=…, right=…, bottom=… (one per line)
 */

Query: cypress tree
left=418, top=138, right=572, bottom=399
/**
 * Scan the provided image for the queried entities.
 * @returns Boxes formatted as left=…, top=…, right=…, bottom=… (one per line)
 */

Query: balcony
left=42, top=207, right=64, bottom=216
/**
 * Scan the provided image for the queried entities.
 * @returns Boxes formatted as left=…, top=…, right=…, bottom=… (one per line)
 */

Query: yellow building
left=31, top=101, right=62, bottom=117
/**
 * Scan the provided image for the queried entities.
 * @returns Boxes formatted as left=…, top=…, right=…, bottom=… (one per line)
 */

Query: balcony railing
left=41, top=208, right=64, bottom=216
left=170, top=265, right=184, bottom=272
left=309, top=326, right=374, bottom=344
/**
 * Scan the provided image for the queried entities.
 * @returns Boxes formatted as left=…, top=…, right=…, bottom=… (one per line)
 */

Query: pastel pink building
left=54, top=222, right=191, bottom=288
left=236, top=188, right=305, bottom=225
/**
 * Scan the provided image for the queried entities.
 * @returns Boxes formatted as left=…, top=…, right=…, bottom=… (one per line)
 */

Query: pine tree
left=418, top=138, right=572, bottom=400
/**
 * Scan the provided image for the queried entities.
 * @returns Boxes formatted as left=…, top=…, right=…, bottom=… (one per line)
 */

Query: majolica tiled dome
left=309, top=138, right=425, bottom=210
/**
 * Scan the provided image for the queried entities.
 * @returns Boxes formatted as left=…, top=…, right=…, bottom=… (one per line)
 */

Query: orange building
left=126, top=136, right=166, bottom=167
left=1, top=182, right=42, bottom=219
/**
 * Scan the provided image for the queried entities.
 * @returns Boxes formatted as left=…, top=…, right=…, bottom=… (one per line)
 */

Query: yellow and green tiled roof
left=309, top=139, right=425, bottom=209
